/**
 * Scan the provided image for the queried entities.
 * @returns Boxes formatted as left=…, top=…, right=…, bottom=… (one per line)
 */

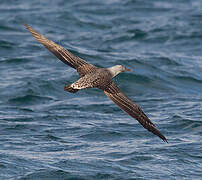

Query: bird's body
left=25, top=24, right=167, bottom=143
left=70, top=68, right=113, bottom=90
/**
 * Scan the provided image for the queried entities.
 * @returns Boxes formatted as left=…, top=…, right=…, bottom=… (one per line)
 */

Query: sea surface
left=0, top=0, right=202, bottom=179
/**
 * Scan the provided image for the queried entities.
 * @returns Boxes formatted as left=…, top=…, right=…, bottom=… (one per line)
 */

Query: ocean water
left=0, top=0, right=202, bottom=179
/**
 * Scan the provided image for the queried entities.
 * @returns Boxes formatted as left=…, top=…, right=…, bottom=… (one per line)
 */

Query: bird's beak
left=125, top=68, right=132, bottom=72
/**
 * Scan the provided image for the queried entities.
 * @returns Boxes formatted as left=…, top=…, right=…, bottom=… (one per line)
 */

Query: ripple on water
left=8, top=95, right=54, bottom=106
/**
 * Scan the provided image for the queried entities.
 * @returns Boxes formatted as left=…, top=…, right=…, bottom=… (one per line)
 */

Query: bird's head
left=108, top=65, right=131, bottom=78
left=118, top=65, right=131, bottom=72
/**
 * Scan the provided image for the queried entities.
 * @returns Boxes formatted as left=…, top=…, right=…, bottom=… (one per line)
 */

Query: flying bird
left=25, top=24, right=167, bottom=142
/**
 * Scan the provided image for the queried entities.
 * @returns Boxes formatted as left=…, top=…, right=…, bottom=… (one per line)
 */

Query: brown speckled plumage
left=25, top=24, right=97, bottom=77
left=71, top=68, right=113, bottom=90
left=25, top=24, right=167, bottom=143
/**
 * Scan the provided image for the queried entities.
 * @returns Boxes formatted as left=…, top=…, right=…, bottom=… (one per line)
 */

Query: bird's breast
left=91, top=69, right=113, bottom=89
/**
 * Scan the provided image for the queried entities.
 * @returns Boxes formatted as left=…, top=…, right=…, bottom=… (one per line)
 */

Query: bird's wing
left=25, top=24, right=97, bottom=77
left=104, top=82, right=167, bottom=142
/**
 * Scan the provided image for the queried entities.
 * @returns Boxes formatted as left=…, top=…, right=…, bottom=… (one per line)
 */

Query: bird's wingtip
left=162, top=136, right=168, bottom=143
left=24, top=23, right=30, bottom=29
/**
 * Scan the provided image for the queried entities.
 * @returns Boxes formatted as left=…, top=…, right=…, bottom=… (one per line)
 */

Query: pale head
left=115, top=65, right=131, bottom=72
left=108, top=65, right=131, bottom=78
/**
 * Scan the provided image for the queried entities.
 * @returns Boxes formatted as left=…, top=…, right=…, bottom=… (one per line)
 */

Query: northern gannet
left=25, top=24, right=167, bottom=142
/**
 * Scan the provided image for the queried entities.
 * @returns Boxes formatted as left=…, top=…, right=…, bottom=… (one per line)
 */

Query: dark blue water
left=0, top=0, right=202, bottom=179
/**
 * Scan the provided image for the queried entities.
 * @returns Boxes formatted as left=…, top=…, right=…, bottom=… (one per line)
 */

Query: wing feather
left=25, top=24, right=97, bottom=76
left=104, top=82, right=167, bottom=142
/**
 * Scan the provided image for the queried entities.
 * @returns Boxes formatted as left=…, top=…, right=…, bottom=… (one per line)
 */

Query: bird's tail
left=64, top=84, right=79, bottom=93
